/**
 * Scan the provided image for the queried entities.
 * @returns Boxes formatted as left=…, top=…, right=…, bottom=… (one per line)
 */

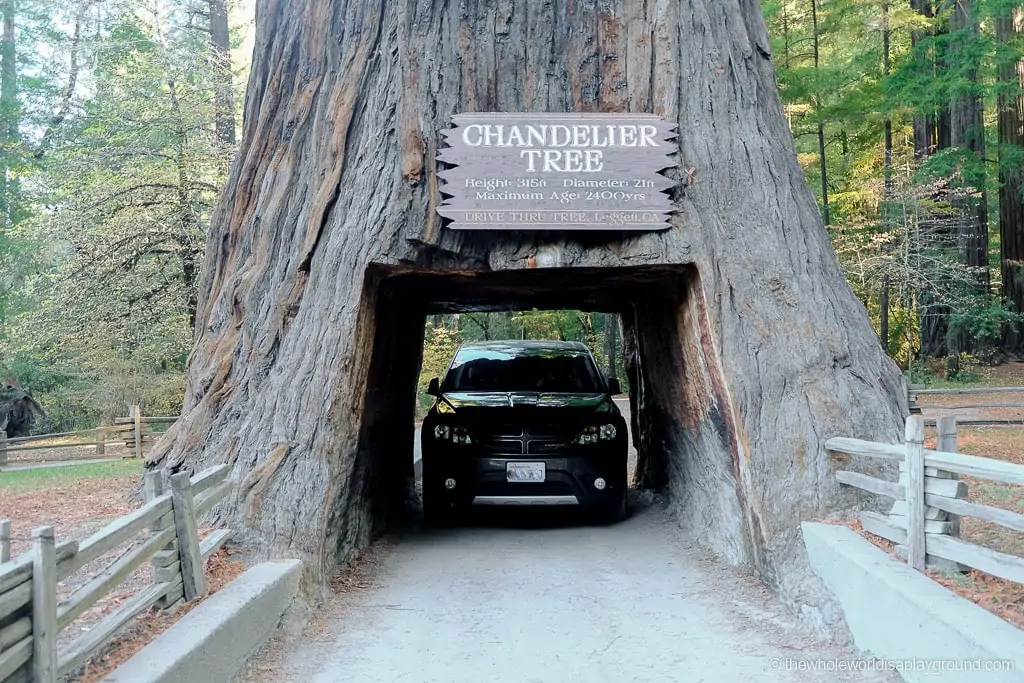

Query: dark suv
left=420, top=340, right=629, bottom=525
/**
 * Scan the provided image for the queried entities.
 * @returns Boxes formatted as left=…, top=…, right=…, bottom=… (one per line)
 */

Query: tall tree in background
left=997, top=5, right=1024, bottom=351
left=0, top=0, right=19, bottom=229
left=0, top=0, right=248, bottom=426
left=909, top=0, right=955, bottom=357
left=603, top=313, right=618, bottom=381
left=910, top=0, right=949, bottom=158
left=881, top=0, right=894, bottom=350
left=947, top=0, right=991, bottom=347
left=811, top=0, right=831, bottom=225
left=208, top=0, right=235, bottom=148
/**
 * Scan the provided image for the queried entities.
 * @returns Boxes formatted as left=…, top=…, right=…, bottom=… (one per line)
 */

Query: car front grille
left=478, top=423, right=577, bottom=455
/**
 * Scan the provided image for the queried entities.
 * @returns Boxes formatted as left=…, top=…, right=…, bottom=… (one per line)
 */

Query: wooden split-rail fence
left=0, top=465, right=232, bottom=683
left=905, top=382, right=1024, bottom=426
left=0, top=407, right=177, bottom=466
left=829, top=414, right=1024, bottom=580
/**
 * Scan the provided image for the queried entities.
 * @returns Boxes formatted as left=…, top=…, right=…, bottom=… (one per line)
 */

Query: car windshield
left=442, top=345, right=604, bottom=393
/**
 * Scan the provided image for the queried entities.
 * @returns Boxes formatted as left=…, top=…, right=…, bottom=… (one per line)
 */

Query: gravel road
left=239, top=504, right=898, bottom=683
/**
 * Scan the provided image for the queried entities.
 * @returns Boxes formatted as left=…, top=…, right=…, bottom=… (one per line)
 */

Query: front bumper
left=423, top=450, right=627, bottom=508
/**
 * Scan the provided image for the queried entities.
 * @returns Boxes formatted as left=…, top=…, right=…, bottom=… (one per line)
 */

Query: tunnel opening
left=347, top=263, right=753, bottom=567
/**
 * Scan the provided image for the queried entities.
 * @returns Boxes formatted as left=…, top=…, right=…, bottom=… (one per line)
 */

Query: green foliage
left=766, top=0, right=1024, bottom=363
left=0, top=0, right=251, bottom=431
left=417, top=322, right=461, bottom=413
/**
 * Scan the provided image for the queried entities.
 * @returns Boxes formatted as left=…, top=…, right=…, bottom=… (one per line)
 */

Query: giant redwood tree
left=148, top=0, right=906, bottom=624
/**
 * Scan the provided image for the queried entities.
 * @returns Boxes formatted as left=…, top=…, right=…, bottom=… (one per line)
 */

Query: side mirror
left=427, top=377, right=441, bottom=396
left=606, top=378, right=621, bottom=396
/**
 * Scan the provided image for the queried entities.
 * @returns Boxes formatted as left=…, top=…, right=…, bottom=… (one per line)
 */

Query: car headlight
left=576, top=424, right=617, bottom=445
left=433, top=424, right=472, bottom=444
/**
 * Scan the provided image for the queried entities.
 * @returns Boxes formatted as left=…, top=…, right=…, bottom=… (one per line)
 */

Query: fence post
left=132, top=405, right=142, bottom=459
left=145, top=470, right=181, bottom=609
left=0, top=432, right=6, bottom=466
left=0, top=519, right=9, bottom=563
left=905, top=415, right=927, bottom=571
left=32, top=526, right=57, bottom=683
left=937, top=415, right=961, bottom=538
left=95, top=427, right=106, bottom=456
left=169, top=472, right=204, bottom=601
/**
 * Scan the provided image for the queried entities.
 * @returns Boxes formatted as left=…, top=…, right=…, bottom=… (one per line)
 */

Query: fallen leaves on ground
left=71, top=547, right=247, bottom=683
left=329, top=542, right=389, bottom=593
left=0, top=474, right=139, bottom=557
left=846, top=375, right=1024, bottom=632
left=926, top=569, right=1024, bottom=631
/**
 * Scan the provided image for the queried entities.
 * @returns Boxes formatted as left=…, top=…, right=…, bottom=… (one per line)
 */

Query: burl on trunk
left=147, top=0, right=906, bottom=627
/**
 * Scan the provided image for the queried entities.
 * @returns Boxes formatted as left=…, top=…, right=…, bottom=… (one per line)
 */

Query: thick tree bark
left=998, top=9, right=1024, bottom=353
left=149, top=0, right=905, bottom=628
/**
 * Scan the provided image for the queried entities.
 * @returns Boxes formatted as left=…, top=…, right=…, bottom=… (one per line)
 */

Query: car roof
left=456, top=340, right=590, bottom=354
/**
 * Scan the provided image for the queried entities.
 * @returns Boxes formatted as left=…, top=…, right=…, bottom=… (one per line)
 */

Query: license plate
left=506, top=462, right=545, bottom=483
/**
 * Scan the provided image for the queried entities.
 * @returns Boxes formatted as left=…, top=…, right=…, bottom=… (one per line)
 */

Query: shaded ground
left=238, top=504, right=898, bottom=683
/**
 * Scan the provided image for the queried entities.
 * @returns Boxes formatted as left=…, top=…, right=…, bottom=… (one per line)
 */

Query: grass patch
left=0, top=459, right=143, bottom=492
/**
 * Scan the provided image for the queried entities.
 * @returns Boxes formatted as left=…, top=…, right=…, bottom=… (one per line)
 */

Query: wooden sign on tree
left=437, top=113, right=677, bottom=231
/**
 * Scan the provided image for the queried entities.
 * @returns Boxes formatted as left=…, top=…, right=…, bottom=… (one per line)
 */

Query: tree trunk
left=910, top=0, right=936, bottom=159
left=0, top=0, right=17, bottom=228
left=948, top=0, right=990, bottom=354
left=603, top=312, right=618, bottom=380
left=910, top=0, right=952, bottom=357
left=208, top=0, right=236, bottom=148
left=998, top=8, right=1024, bottom=353
left=880, top=1, right=892, bottom=352
left=811, top=0, right=830, bottom=226
left=149, top=0, right=905, bottom=626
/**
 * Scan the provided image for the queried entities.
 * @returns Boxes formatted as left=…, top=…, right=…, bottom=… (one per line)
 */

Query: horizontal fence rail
left=0, top=407, right=179, bottom=466
left=905, top=382, right=1024, bottom=425
left=0, top=464, right=233, bottom=682
left=829, top=414, right=1024, bottom=585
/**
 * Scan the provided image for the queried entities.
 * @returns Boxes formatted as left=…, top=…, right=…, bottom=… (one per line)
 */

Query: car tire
left=599, top=489, right=627, bottom=524
left=422, top=490, right=455, bottom=528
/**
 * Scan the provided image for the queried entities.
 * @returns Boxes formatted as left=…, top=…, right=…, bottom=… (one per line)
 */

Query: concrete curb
left=802, top=522, right=1024, bottom=682
left=103, top=559, right=303, bottom=683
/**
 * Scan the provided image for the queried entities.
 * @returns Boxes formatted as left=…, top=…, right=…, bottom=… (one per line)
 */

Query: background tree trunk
left=880, top=1, right=893, bottom=352
left=910, top=0, right=953, bottom=358
left=208, top=0, right=235, bottom=148
left=149, top=0, right=905, bottom=627
left=998, top=8, right=1024, bottom=354
left=949, top=0, right=990, bottom=305
left=0, top=0, right=17, bottom=228
left=603, top=312, right=618, bottom=381
left=811, top=0, right=830, bottom=226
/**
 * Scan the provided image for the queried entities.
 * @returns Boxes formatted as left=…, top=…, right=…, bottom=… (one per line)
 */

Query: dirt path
left=239, top=505, right=897, bottom=683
